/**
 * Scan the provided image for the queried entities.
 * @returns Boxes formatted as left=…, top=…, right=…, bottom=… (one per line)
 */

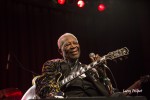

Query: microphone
left=89, top=52, right=95, bottom=58
left=6, top=53, right=10, bottom=70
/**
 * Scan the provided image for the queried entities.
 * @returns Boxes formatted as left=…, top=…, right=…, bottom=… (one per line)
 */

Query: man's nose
left=70, top=43, right=76, bottom=48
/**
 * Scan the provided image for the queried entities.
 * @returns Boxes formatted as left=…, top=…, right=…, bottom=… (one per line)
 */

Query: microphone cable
left=103, top=64, right=118, bottom=91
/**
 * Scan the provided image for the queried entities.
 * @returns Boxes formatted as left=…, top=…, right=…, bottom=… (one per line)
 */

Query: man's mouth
left=70, top=50, right=78, bottom=55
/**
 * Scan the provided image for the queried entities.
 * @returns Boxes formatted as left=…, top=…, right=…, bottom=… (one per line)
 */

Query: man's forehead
left=61, top=35, right=78, bottom=43
left=57, top=33, right=78, bottom=49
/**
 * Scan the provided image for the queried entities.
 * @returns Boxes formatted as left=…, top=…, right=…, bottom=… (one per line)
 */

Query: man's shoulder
left=42, top=58, right=64, bottom=73
left=43, top=58, right=64, bottom=65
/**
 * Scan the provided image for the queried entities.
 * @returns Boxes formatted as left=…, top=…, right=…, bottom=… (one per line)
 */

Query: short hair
left=57, top=33, right=78, bottom=49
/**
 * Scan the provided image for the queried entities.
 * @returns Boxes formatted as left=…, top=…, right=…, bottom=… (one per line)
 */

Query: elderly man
left=35, top=33, right=113, bottom=99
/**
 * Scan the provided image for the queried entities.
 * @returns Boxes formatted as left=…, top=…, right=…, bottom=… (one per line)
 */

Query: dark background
left=0, top=0, right=150, bottom=99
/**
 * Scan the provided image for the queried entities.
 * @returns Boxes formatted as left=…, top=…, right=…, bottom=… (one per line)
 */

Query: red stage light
left=77, top=0, right=85, bottom=8
left=98, top=3, right=106, bottom=12
left=57, top=0, right=66, bottom=5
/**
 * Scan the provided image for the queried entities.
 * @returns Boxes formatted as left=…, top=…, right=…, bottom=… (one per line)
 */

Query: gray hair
left=57, top=33, right=78, bottom=49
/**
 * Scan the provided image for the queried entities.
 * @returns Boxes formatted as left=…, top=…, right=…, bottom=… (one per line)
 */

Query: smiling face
left=58, top=34, right=80, bottom=61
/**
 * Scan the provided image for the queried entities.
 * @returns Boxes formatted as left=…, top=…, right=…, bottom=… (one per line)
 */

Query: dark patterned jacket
left=35, top=59, right=112, bottom=98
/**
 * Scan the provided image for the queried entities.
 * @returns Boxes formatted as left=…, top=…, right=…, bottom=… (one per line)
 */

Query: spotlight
left=98, top=3, right=106, bottom=12
left=57, top=0, right=66, bottom=5
left=77, top=0, right=85, bottom=8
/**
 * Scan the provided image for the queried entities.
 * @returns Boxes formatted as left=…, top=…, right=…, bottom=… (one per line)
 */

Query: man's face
left=60, top=35, right=80, bottom=61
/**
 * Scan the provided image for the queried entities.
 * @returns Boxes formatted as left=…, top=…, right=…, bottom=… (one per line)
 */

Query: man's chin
left=70, top=55, right=80, bottom=60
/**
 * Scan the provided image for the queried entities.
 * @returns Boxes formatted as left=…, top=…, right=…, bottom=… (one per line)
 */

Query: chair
left=21, top=85, right=37, bottom=100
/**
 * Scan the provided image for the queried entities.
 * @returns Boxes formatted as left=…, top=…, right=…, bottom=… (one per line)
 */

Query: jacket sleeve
left=96, top=65, right=114, bottom=95
left=35, top=59, right=61, bottom=98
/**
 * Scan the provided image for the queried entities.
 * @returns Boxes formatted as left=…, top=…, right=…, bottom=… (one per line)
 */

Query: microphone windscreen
left=89, top=53, right=95, bottom=58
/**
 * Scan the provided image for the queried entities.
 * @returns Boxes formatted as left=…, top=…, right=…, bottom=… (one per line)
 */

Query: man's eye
left=64, top=43, right=70, bottom=47
left=74, top=42, right=78, bottom=45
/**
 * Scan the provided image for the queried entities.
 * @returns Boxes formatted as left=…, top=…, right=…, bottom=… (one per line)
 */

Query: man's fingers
left=95, top=54, right=101, bottom=60
left=90, top=57, right=95, bottom=62
left=90, top=54, right=101, bottom=61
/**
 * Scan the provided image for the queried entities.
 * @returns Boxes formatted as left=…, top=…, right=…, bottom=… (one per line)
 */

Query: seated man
left=35, top=33, right=115, bottom=99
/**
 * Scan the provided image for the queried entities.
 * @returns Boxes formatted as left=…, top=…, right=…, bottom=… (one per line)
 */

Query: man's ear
left=58, top=48, right=62, bottom=56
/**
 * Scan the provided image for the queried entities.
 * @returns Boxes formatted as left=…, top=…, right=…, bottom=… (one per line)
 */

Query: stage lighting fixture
left=57, top=0, right=66, bottom=5
left=77, top=0, right=85, bottom=8
left=98, top=3, right=106, bottom=12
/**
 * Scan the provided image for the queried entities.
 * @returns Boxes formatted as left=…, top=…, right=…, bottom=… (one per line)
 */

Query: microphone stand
left=6, top=53, right=10, bottom=70
left=9, top=52, right=38, bottom=77
left=5, top=53, right=11, bottom=87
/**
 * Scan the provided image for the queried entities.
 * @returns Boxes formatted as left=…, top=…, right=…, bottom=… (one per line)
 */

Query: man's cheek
left=64, top=51, right=69, bottom=56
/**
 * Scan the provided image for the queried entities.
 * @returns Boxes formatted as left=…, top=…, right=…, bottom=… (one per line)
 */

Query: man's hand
left=89, top=53, right=101, bottom=62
